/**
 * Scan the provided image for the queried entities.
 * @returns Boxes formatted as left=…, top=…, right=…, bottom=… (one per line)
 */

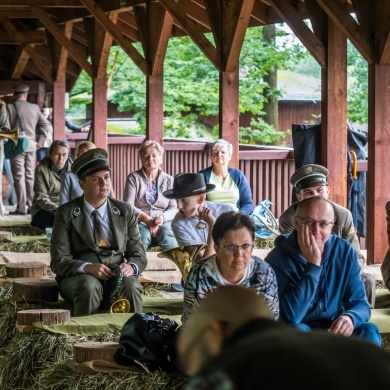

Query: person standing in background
left=36, top=107, right=53, bottom=162
left=7, top=84, right=50, bottom=215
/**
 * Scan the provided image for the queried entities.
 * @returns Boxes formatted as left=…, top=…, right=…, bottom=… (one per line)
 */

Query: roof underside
left=0, top=0, right=360, bottom=93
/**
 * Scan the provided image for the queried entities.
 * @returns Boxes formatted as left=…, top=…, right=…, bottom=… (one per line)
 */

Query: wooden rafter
left=203, top=0, right=221, bottom=50
left=79, top=0, right=147, bottom=75
left=29, top=6, right=93, bottom=78
left=0, top=18, right=52, bottom=83
left=0, top=30, right=46, bottom=45
left=9, top=49, right=30, bottom=79
left=222, top=0, right=255, bottom=72
left=135, top=2, right=173, bottom=76
left=159, top=0, right=220, bottom=70
left=269, top=0, right=326, bottom=68
left=315, top=0, right=374, bottom=64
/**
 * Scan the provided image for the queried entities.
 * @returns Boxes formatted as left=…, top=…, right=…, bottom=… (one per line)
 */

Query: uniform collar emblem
left=112, top=206, right=120, bottom=215
left=73, top=207, right=81, bottom=217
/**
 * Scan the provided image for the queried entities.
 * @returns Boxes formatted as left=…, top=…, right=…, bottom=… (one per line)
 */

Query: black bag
left=4, top=138, right=28, bottom=159
left=114, top=312, right=180, bottom=372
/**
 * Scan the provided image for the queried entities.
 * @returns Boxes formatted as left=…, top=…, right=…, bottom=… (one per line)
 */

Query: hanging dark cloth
left=291, top=123, right=367, bottom=237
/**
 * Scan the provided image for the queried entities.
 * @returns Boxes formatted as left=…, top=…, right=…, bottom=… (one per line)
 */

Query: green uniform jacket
left=30, top=157, right=72, bottom=217
left=278, top=200, right=365, bottom=269
left=50, top=196, right=147, bottom=278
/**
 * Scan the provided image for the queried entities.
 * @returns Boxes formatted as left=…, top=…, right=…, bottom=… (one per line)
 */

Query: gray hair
left=209, top=139, right=233, bottom=157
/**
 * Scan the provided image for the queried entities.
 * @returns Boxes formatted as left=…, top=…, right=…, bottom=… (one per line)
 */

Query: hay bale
left=0, top=240, right=50, bottom=253
left=34, top=361, right=188, bottom=390
left=0, top=225, right=45, bottom=237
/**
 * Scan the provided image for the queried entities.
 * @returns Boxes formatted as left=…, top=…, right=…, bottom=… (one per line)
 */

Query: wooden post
left=219, top=69, right=239, bottom=168
left=321, top=16, right=347, bottom=207
left=146, top=74, right=164, bottom=146
left=91, top=77, right=108, bottom=150
left=52, top=81, right=66, bottom=141
left=366, top=64, right=390, bottom=264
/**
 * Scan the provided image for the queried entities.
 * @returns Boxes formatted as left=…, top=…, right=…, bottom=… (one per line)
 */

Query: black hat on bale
left=163, top=173, right=215, bottom=199
left=13, top=84, right=30, bottom=94
left=71, top=148, right=110, bottom=179
left=290, top=164, right=329, bottom=191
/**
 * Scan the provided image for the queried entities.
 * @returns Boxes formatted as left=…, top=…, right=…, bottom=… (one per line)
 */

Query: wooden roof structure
left=0, top=0, right=389, bottom=265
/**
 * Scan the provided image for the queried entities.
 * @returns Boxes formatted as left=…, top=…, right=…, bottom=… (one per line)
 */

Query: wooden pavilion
left=0, top=0, right=389, bottom=265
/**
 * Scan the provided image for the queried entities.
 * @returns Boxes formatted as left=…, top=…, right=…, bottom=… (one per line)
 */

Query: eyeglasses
left=223, top=244, right=254, bottom=254
left=296, top=217, right=334, bottom=229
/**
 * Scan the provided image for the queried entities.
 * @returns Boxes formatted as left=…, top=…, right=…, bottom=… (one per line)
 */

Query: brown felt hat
left=71, top=148, right=110, bottom=179
left=13, top=84, right=30, bottom=94
left=163, top=173, right=215, bottom=199
left=290, top=164, right=328, bottom=191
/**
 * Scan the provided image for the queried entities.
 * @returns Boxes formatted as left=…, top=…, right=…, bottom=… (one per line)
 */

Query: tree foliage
left=70, top=25, right=307, bottom=144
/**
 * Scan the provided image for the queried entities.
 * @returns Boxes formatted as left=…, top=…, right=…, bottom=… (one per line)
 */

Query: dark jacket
left=200, top=166, right=253, bottom=214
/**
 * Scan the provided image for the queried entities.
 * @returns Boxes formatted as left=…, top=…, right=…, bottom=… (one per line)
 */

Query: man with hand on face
left=50, top=148, right=147, bottom=316
left=266, top=196, right=381, bottom=346
left=278, top=164, right=376, bottom=307
left=163, top=173, right=234, bottom=261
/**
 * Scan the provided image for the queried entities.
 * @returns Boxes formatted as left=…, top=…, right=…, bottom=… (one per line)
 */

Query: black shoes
left=9, top=210, right=27, bottom=215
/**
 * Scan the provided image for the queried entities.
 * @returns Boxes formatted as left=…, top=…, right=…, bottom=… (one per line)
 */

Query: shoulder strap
left=12, top=103, right=24, bottom=134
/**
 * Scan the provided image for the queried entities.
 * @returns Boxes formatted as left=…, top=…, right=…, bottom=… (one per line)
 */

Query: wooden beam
left=84, top=13, right=118, bottom=79
left=0, top=30, right=46, bottom=44
left=366, top=64, right=390, bottom=264
left=0, top=18, right=52, bottom=83
left=146, top=75, right=164, bottom=146
left=315, top=0, right=374, bottom=64
left=29, top=6, right=93, bottom=78
left=79, top=0, right=147, bottom=75
left=321, top=15, right=348, bottom=207
left=222, top=0, right=255, bottom=72
left=52, top=81, right=67, bottom=140
left=159, top=0, right=221, bottom=70
left=219, top=69, right=239, bottom=168
left=0, top=0, right=85, bottom=7
left=91, top=77, right=108, bottom=150
left=268, top=0, right=326, bottom=68
left=9, top=49, right=30, bottom=80
left=203, top=0, right=221, bottom=50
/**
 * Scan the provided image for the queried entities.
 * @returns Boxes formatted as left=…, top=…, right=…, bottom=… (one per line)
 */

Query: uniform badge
left=73, top=207, right=81, bottom=217
left=348, top=226, right=356, bottom=235
left=112, top=207, right=120, bottom=215
left=304, top=166, right=314, bottom=174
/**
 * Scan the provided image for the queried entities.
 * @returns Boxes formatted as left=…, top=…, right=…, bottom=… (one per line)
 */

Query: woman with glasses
left=200, top=139, right=253, bottom=215
left=182, top=211, right=279, bottom=323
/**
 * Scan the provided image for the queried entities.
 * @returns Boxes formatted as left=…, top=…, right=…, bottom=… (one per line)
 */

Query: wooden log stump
left=0, top=231, right=12, bottom=240
left=13, top=278, right=59, bottom=302
left=5, top=262, right=46, bottom=279
left=73, top=342, right=120, bottom=364
left=17, top=309, right=70, bottom=326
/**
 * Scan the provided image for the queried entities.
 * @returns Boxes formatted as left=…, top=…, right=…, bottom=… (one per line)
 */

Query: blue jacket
left=265, top=231, right=370, bottom=329
left=200, top=166, right=253, bottom=214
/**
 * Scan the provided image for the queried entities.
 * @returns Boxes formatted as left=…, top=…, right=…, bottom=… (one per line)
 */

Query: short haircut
left=49, top=140, right=70, bottom=156
left=209, top=139, right=233, bottom=157
left=296, top=196, right=335, bottom=219
left=138, top=140, right=164, bottom=156
left=75, top=141, right=96, bottom=159
left=212, top=211, right=255, bottom=246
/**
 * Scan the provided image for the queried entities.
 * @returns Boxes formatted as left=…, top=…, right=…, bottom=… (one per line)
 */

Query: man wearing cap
left=163, top=173, right=234, bottom=261
left=50, top=148, right=147, bottom=316
left=7, top=84, right=50, bottom=215
left=278, top=164, right=376, bottom=307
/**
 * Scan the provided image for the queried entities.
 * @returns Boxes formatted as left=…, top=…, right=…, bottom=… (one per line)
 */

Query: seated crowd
left=3, top=130, right=387, bottom=377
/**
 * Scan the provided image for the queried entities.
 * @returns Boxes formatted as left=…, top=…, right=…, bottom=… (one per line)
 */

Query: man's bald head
left=296, top=196, right=335, bottom=221
left=178, top=286, right=273, bottom=375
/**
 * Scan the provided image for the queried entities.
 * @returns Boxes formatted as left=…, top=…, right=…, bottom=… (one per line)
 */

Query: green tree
left=71, top=25, right=306, bottom=144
